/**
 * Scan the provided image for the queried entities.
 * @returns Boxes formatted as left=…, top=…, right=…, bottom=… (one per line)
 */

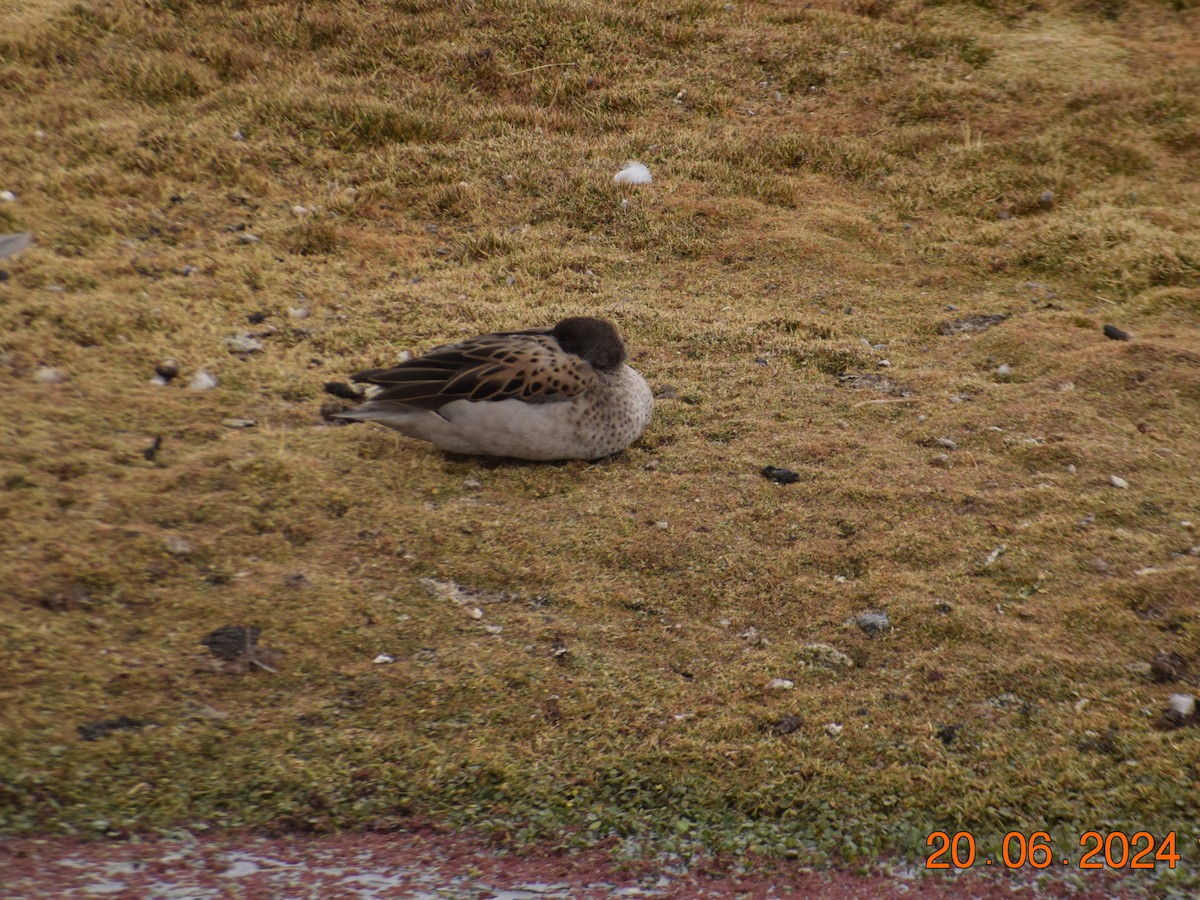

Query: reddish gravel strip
left=0, top=830, right=1148, bottom=899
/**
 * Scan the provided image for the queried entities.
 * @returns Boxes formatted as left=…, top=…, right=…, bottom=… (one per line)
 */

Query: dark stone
left=762, top=465, right=800, bottom=484
left=201, top=625, right=260, bottom=661
left=1150, top=651, right=1189, bottom=684
left=767, top=714, right=804, bottom=736
left=78, top=716, right=149, bottom=741
left=143, top=435, right=163, bottom=461
left=248, top=311, right=268, bottom=324
left=1103, top=324, right=1132, bottom=341
left=936, top=724, right=960, bottom=746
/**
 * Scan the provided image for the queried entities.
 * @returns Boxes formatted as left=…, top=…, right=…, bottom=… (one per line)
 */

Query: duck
left=332, top=316, right=653, bottom=461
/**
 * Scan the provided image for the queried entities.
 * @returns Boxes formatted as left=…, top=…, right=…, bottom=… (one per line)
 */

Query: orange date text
left=925, top=831, right=1181, bottom=870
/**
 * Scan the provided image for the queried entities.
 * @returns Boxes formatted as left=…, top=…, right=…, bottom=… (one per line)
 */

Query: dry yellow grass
left=2, top=0, right=1200, bottom=879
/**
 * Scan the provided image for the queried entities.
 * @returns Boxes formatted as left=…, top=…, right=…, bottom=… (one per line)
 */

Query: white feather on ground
left=613, top=162, right=652, bottom=185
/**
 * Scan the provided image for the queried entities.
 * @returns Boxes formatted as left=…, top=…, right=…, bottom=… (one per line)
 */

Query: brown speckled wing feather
left=350, top=332, right=595, bottom=410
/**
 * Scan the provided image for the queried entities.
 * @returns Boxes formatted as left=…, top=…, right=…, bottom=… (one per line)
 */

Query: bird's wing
left=350, top=331, right=595, bottom=410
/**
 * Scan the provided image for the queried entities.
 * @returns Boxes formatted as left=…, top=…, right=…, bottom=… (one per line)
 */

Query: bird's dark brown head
left=550, top=317, right=627, bottom=370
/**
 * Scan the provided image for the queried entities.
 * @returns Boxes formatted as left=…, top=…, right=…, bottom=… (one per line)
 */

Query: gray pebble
left=33, top=366, right=68, bottom=384
left=856, top=610, right=891, bottom=634
left=227, top=333, right=264, bottom=354
left=188, top=370, right=218, bottom=391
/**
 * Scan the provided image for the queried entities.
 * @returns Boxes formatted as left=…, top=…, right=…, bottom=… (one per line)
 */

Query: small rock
left=78, top=716, right=149, bottom=742
left=155, top=359, right=180, bottom=381
left=938, top=314, right=1009, bottom=336
left=936, top=724, right=960, bottom=745
left=292, top=205, right=309, bottom=217
left=1103, top=324, right=1132, bottom=341
left=283, top=573, right=310, bottom=590
left=1109, top=475, right=1129, bottom=489
left=929, top=453, right=950, bottom=467
left=0, top=232, right=33, bottom=258
left=877, top=359, right=890, bottom=367
left=0, top=190, right=16, bottom=202
left=934, top=601, right=953, bottom=614
left=1166, top=693, right=1196, bottom=721
left=767, top=714, right=804, bottom=735
left=288, top=306, right=310, bottom=320
left=761, top=465, right=800, bottom=484
left=1151, top=652, right=1189, bottom=684
left=181, top=264, right=200, bottom=277
left=372, top=654, right=395, bottom=665
left=150, top=375, right=169, bottom=386
left=1039, top=190, right=1054, bottom=209
left=201, top=625, right=259, bottom=660
left=232, top=130, right=246, bottom=141
left=189, top=370, right=218, bottom=391
left=222, top=418, right=256, bottom=429
left=468, top=607, right=484, bottom=620
left=163, top=534, right=194, bottom=556
left=483, top=624, right=503, bottom=635
left=227, top=334, right=264, bottom=354
left=995, top=363, right=1012, bottom=376
left=766, top=678, right=794, bottom=691
left=247, top=311, right=267, bottom=325
left=1088, top=557, right=1110, bottom=574
left=825, top=723, right=844, bottom=737
left=33, top=366, right=68, bottom=384
left=856, top=610, right=891, bottom=634
left=237, top=233, right=259, bottom=244
left=933, top=437, right=957, bottom=450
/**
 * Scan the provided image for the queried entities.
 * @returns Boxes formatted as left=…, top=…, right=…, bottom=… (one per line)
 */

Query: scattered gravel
left=938, top=313, right=1009, bottom=335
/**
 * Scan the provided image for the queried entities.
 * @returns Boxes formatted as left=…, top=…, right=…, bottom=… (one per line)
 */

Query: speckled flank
left=568, top=365, right=654, bottom=459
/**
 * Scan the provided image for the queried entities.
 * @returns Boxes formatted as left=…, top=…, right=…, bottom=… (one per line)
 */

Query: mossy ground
left=2, top=0, right=1199, bottom=885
